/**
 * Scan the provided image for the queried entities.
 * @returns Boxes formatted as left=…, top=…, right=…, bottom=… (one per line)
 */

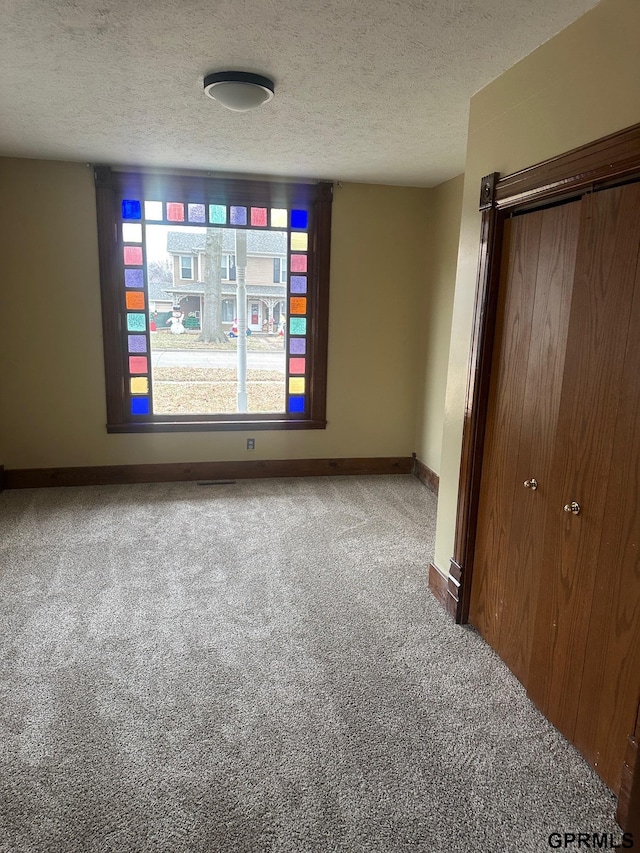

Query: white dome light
left=203, top=71, right=275, bottom=112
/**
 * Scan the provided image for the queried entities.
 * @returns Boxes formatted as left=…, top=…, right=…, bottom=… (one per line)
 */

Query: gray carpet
left=0, top=475, right=620, bottom=852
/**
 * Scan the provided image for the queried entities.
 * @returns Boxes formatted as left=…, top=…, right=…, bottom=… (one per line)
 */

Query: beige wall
left=0, top=162, right=430, bottom=469
left=414, top=174, right=463, bottom=475
left=434, top=0, right=640, bottom=571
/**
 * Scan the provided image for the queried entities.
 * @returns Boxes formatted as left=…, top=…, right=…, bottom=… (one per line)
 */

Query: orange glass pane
left=126, top=291, right=145, bottom=310
left=289, top=357, right=306, bottom=374
left=290, top=297, right=307, bottom=315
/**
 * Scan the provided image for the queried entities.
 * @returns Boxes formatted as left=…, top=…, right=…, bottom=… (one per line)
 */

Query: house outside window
left=179, top=255, right=193, bottom=279
left=94, top=167, right=332, bottom=432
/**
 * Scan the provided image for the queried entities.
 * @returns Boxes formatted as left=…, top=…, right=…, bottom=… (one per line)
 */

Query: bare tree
left=198, top=227, right=227, bottom=344
left=147, top=258, right=172, bottom=284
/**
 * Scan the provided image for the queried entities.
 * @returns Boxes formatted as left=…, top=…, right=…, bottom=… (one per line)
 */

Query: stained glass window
left=95, top=167, right=332, bottom=432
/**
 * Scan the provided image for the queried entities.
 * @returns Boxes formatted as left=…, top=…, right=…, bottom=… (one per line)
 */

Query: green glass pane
left=289, top=317, right=306, bottom=335
left=127, top=313, right=147, bottom=332
left=209, top=204, right=227, bottom=224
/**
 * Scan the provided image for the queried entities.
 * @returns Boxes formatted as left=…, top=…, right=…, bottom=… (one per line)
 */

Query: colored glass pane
left=250, top=207, right=268, bottom=226
left=128, top=335, right=147, bottom=353
left=290, top=276, right=307, bottom=294
left=125, top=269, right=144, bottom=288
left=291, top=232, right=308, bottom=251
left=126, top=291, right=145, bottom=310
left=289, top=317, right=306, bottom=335
left=121, top=199, right=141, bottom=220
left=188, top=203, right=206, bottom=223
left=167, top=202, right=185, bottom=221
left=288, top=395, right=305, bottom=414
left=289, top=337, right=306, bottom=355
left=144, top=201, right=163, bottom=220
left=230, top=206, right=247, bottom=225
left=127, top=313, right=146, bottom=332
left=271, top=209, right=287, bottom=227
left=290, top=254, right=307, bottom=272
left=122, top=223, right=142, bottom=242
left=131, top=397, right=150, bottom=415
left=129, top=356, right=148, bottom=374
left=209, top=204, right=227, bottom=224
left=124, top=246, right=143, bottom=265
left=289, top=377, right=305, bottom=395
left=290, top=297, right=307, bottom=315
left=130, top=377, right=149, bottom=394
left=291, top=209, right=309, bottom=229
left=289, top=357, right=306, bottom=374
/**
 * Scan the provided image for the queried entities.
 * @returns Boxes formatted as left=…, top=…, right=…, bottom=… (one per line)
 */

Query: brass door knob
left=524, top=478, right=538, bottom=490
left=563, top=501, right=581, bottom=515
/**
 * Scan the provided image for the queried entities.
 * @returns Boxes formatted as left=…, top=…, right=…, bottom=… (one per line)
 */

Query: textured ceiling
left=0, top=0, right=600, bottom=186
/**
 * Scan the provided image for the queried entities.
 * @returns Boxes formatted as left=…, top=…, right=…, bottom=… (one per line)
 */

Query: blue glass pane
left=127, top=313, right=146, bottom=332
left=122, top=199, right=141, bottom=220
left=289, top=317, right=306, bottom=335
left=288, top=395, right=305, bottom=413
left=128, top=335, right=147, bottom=353
left=290, top=276, right=307, bottom=294
left=131, top=397, right=150, bottom=415
left=125, top=269, right=144, bottom=288
left=230, top=206, right=247, bottom=225
left=291, top=209, right=308, bottom=229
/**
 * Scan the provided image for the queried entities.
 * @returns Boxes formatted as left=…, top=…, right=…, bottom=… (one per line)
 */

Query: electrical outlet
left=246, top=438, right=255, bottom=451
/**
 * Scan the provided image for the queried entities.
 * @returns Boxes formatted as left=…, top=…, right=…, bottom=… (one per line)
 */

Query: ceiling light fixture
left=203, top=71, right=275, bottom=112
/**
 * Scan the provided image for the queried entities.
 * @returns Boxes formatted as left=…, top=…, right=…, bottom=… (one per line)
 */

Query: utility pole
left=235, top=230, right=248, bottom=412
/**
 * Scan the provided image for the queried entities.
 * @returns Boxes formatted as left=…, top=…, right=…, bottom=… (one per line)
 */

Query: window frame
left=179, top=254, right=194, bottom=280
left=94, top=167, right=332, bottom=433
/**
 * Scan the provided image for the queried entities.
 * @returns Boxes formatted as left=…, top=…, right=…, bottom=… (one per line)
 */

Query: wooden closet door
left=469, top=200, right=581, bottom=685
left=527, top=182, right=640, bottom=793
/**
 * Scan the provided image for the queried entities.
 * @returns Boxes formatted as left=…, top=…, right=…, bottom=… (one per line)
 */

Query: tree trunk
left=198, top=228, right=228, bottom=343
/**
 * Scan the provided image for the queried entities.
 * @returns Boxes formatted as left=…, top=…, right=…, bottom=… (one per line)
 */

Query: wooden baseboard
left=428, top=563, right=457, bottom=619
left=412, top=456, right=439, bottom=495
left=3, top=456, right=414, bottom=489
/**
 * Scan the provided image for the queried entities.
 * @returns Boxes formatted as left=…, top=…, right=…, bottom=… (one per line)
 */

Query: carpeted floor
left=0, top=475, right=620, bottom=852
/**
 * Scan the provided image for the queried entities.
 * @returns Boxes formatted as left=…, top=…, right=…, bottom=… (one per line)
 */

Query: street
left=151, top=349, right=285, bottom=370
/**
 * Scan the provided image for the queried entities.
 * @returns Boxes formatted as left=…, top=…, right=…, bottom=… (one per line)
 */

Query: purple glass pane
left=128, top=335, right=147, bottom=353
left=188, top=203, right=206, bottom=222
left=230, top=206, right=247, bottom=225
left=289, top=337, right=306, bottom=355
left=125, top=269, right=144, bottom=288
left=290, top=276, right=307, bottom=294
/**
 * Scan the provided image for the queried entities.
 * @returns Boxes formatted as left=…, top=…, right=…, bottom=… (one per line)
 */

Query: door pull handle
left=563, top=501, right=581, bottom=515
left=524, top=478, right=538, bottom=490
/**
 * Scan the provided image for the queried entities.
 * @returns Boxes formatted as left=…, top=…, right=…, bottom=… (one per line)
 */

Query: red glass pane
left=290, top=254, right=307, bottom=272
left=167, top=202, right=185, bottom=221
left=289, top=357, right=306, bottom=374
left=124, top=246, right=143, bottom=265
left=250, top=207, right=268, bottom=226
left=129, top=356, right=148, bottom=374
